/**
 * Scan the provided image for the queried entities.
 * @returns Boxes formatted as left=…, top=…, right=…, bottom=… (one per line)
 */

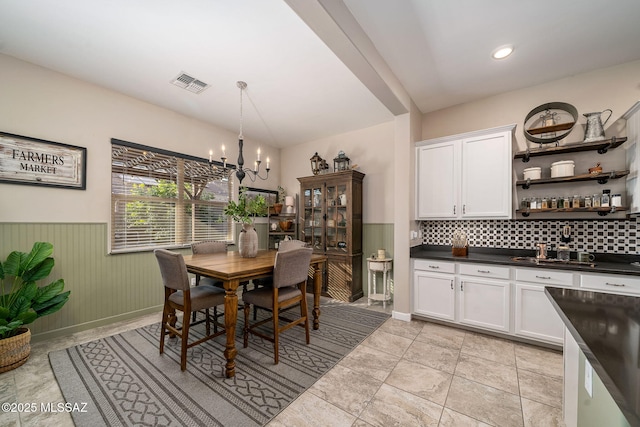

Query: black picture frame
left=0, top=131, right=87, bottom=190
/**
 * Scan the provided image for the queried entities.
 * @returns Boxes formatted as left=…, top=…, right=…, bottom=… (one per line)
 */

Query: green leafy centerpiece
left=224, top=188, right=267, bottom=257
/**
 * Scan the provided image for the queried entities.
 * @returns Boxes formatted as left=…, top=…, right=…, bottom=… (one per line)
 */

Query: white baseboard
left=391, top=310, right=411, bottom=322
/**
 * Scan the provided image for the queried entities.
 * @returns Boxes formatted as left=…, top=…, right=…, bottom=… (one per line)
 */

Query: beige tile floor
left=0, top=298, right=566, bottom=427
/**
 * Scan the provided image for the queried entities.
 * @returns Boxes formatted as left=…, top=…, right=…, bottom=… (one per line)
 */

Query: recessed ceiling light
left=492, top=45, right=514, bottom=60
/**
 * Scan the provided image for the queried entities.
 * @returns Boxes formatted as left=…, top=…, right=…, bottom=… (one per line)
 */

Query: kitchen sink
left=510, top=256, right=596, bottom=267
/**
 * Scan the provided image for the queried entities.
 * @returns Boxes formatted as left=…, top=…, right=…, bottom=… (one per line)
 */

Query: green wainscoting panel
left=362, top=223, right=394, bottom=298
left=0, top=223, right=177, bottom=342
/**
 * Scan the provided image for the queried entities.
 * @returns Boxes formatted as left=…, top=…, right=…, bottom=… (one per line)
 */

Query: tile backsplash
left=421, top=218, right=638, bottom=254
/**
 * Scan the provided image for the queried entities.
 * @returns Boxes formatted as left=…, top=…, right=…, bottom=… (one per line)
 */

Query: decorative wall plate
left=524, top=102, right=578, bottom=144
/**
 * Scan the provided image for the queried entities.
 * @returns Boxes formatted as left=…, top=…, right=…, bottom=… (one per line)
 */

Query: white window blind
left=110, top=139, right=232, bottom=253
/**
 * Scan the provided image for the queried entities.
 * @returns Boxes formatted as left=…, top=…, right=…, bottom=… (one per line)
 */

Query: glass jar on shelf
left=584, top=195, right=592, bottom=208
left=541, top=196, right=548, bottom=209
left=592, top=193, right=601, bottom=207
left=563, top=196, right=570, bottom=209
left=550, top=196, right=558, bottom=209
left=572, top=195, right=581, bottom=208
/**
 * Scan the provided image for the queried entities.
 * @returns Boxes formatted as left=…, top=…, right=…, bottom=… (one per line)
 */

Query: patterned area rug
left=49, top=301, right=389, bottom=426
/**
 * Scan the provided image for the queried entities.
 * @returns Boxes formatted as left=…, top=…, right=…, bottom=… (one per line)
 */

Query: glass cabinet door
left=302, top=186, right=324, bottom=251
left=326, top=183, right=348, bottom=253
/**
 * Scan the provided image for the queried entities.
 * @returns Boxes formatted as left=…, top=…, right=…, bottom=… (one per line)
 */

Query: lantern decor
left=333, top=150, right=350, bottom=172
left=310, top=152, right=323, bottom=175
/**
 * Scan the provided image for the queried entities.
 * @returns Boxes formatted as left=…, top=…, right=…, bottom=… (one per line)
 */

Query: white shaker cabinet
left=415, top=124, right=515, bottom=220
left=514, top=267, right=574, bottom=345
left=415, top=141, right=459, bottom=219
left=458, top=264, right=511, bottom=333
left=413, top=260, right=456, bottom=321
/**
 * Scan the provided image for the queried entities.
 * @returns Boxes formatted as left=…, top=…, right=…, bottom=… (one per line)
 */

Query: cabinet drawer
left=413, top=259, right=455, bottom=274
left=459, top=263, right=510, bottom=280
left=580, top=273, right=640, bottom=295
left=515, top=268, right=574, bottom=287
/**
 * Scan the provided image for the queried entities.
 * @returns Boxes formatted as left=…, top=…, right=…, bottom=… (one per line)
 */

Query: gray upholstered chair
left=191, top=240, right=227, bottom=288
left=190, top=240, right=227, bottom=322
left=242, top=247, right=313, bottom=364
left=155, top=249, right=226, bottom=371
left=278, top=239, right=307, bottom=252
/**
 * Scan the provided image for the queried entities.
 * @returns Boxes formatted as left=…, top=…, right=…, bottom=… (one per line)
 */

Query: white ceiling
left=1, top=0, right=640, bottom=148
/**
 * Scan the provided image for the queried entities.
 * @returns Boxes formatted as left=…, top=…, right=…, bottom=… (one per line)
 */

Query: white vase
left=238, top=223, right=258, bottom=258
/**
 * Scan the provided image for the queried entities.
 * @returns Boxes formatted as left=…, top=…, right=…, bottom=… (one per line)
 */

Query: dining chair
left=242, top=247, right=313, bottom=364
left=251, top=239, right=311, bottom=320
left=191, top=240, right=226, bottom=288
left=190, top=240, right=227, bottom=322
left=278, top=239, right=308, bottom=252
left=155, top=249, right=226, bottom=371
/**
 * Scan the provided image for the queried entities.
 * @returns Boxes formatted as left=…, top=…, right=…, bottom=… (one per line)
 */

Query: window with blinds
left=110, top=139, right=232, bottom=253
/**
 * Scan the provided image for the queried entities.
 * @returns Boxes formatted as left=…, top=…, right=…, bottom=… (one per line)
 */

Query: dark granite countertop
left=545, top=287, right=640, bottom=427
left=410, top=245, right=640, bottom=277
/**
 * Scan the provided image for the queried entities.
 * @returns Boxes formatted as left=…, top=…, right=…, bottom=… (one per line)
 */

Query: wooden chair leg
left=243, top=304, right=250, bottom=348
left=273, top=305, right=280, bottom=365
left=160, top=305, right=169, bottom=354
left=300, top=288, right=310, bottom=344
left=181, top=310, right=191, bottom=371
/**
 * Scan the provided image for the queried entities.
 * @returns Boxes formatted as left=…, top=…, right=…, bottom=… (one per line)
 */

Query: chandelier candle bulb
left=209, top=150, right=213, bottom=162
left=266, top=157, right=270, bottom=169
left=257, top=148, right=261, bottom=161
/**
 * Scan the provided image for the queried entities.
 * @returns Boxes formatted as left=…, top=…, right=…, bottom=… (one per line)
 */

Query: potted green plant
left=0, top=241, right=70, bottom=372
left=224, top=188, right=267, bottom=257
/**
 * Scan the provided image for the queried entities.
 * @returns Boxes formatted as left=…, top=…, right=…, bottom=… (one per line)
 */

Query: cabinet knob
left=450, top=280, right=453, bottom=290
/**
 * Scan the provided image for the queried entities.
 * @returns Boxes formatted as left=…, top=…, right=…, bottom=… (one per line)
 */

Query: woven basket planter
left=0, top=328, right=31, bottom=373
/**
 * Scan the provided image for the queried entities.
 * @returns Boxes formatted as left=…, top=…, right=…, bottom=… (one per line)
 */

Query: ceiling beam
left=285, top=0, right=410, bottom=116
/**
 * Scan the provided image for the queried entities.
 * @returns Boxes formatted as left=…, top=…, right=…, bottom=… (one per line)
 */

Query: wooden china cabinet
left=298, top=170, right=364, bottom=302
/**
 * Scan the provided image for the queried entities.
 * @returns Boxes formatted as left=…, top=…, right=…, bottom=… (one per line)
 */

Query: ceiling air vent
left=171, top=72, right=210, bottom=94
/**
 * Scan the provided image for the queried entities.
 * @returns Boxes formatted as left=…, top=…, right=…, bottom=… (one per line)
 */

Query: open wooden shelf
left=514, top=136, right=627, bottom=162
left=516, top=206, right=627, bottom=217
left=526, top=122, right=575, bottom=135
left=516, top=170, right=629, bottom=189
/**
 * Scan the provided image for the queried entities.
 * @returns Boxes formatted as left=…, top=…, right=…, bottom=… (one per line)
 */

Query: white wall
left=422, top=60, right=640, bottom=144
left=0, top=54, right=281, bottom=223
left=279, top=121, right=395, bottom=223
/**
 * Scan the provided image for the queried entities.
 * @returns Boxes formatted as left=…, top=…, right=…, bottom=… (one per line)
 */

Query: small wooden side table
left=367, top=257, right=393, bottom=308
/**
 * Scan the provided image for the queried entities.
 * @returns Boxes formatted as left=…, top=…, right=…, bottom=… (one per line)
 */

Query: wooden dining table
left=183, top=249, right=327, bottom=378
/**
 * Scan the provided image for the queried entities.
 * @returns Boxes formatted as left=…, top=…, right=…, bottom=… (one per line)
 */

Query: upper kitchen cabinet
left=415, top=124, right=516, bottom=220
left=624, top=101, right=640, bottom=215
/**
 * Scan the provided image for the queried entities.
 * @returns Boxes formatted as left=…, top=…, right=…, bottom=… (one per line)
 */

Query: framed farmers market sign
left=0, top=131, right=87, bottom=190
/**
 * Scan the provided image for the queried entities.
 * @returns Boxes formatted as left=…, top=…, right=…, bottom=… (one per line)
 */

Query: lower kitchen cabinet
left=514, top=283, right=564, bottom=344
left=414, top=270, right=455, bottom=321
left=459, top=278, right=510, bottom=333
left=412, top=259, right=572, bottom=346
